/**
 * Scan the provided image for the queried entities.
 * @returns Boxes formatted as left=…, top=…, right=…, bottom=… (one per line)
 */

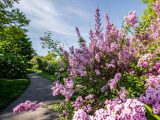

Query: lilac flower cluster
left=118, top=87, right=127, bottom=102
left=124, top=10, right=137, bottom=26
left=13, top=3, right=160, bottom=119
left=73, top=109, right=92, bottom=120
left=144, top=0, right=160, bottom=40
left=51, top=78, right=74, bottom=101
left=67, top=7, right=135, bottom=80
left=138, top=53, right=152, bottom=68
left=154, top=0, right=160, bottom=18
left=72, top=96, right=84, bottom=110
left=73, top=94, right=94, bottom=113
left=73, top=99, right=146, bottom=120
left=13, top=101, right=42, bottom=113
left=140, top=75, right=160, bottom=114
left=108, top=73, right=122, bottom=90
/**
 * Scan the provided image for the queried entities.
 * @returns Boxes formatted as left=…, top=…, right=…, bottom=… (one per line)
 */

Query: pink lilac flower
left=118, top=87, right=127, bottom=102
left=85, top=94, right=94, bottom=100
left=64, top=78, right=74, bottom=89
left=94, top=109, right=108, bottom=120
left=75, top=27, right=82, bottom=40
left=108, top=73, right=122, bottom=90
left=51, top=81, right=63, bottom=96
left=73, top=96, right=84, bottom=110
left=73, top=109, right=91, bottom=120
left=110, top=42, right=119, bottom=52
left=95, top=52, right=101, bottom=62
left=108, top=79, right=117, bottom=89
left=84, top=104, right=93, bottom=113
left=141, top=61, right=149, bottom=68
left=140, top=75, right=160, bottom=114
left=114, top=73, right=122, bottom=81
left=51, top=79, right=75, bottom=101
left=138, top=53, right=152, bottom=68
left=95, top=69, right=100, bottom=75
left=95, top=7, right=101, bottom=36
left=98, top=99, right=146, bottom=120
left=124, top=10, right=137, bottom=26
left=60, top=88, right=74, bottom=101
left=154, top=0, right=160, bottom=18
left=13, top=101, right=42, bottom=113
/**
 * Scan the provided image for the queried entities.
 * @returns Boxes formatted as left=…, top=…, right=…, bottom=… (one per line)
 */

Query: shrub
left=0, top=54, right=27, bottom=78
left=13, top=1, right=160, bottom=120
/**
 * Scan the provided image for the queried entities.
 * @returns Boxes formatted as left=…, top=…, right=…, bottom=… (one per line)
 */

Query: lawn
left=38, top=71, right=56, bottom=82
left=0, top=78, right=30, bottom=112
left=27, top=68, right=56, bottom=82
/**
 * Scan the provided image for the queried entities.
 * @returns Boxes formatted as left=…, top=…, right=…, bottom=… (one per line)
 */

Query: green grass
left=0, top=78, right=30, bottom=112
left=27, top=69, right=56, bottom=82
left=38, top=71, right=56, bottom=82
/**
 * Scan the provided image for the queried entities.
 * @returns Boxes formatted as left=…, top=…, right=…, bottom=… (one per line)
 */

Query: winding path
left=0, top=73, right=59, bottom=120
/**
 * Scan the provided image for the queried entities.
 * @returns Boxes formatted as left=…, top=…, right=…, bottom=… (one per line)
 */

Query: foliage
left=0, top=0, right=29, bottom=28
left=40, top=31, right=61, bottom=55
left=145, top=104, right=160, bottom=120
left=138, top=0, right=157, bottom=33
left=38, top=71, right=56, bottom=82
left=0, top=54, right=27, bottom=78
left=0, top=26, right=34, bottom=60
left=30, top=53, right=59, bottom=76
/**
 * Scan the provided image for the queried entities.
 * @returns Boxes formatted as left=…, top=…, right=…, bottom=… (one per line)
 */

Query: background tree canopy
left=0, top=0, right=34, bottom=60
left=0, top=0, right=34, bottom=78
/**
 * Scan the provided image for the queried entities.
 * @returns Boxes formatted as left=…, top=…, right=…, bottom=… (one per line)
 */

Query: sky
left=15, top=0, right=146, bottom=56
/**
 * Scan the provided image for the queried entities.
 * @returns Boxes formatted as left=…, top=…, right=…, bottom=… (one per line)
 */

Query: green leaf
left=145, top=104, right=160, bottom=120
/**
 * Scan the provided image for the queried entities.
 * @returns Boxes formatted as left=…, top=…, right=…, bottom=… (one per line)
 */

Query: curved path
left=0, top=73, right=59, bottom=120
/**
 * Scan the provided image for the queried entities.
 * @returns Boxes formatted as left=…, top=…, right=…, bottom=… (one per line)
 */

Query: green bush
left=30, top=54, right=59, bottom=75
left=0, top=54, right=27, bottom=78
left=45, top=62, right=56, bottom=74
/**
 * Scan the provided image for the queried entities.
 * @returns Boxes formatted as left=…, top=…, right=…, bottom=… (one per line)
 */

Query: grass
left=27, top=69, right=56, bottom=82
left=38, top=71, right=56, bottom=82
left=0, top=78, right=30, bottom=112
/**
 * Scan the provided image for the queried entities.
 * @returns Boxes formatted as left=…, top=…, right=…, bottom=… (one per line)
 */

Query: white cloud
left=15, top=0, right=89, bottom=36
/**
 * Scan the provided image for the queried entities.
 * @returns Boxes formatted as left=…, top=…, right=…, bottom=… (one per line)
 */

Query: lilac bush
left=13, top=101, right=42, bottom=113
left=13, top=1, right=160, bottom=120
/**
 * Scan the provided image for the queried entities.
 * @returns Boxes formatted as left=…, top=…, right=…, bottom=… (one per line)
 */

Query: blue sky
left=15, top=0, right=146, bottom=56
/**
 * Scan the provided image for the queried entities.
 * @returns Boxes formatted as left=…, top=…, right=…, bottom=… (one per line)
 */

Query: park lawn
left=27, top=68, right=56, bottom=82
left=0, top=78, right=30, bottom=112
left=38, top=71, right=56, bottom=82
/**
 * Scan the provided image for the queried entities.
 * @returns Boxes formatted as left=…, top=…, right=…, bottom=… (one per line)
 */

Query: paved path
left=0, top=73, right=59, bottom=120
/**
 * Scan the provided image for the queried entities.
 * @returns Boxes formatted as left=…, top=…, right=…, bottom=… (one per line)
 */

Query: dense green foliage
left=0, top=26, right=34, bottom=60
left=138, top=0, right=157, bottom=32
left=40, top=31, right=60, bottom=55
left=30, top=53, right=58, bottom=75
left=0, top=0, right=34, bottom=78
left=0, top=54, right=27, bottom=78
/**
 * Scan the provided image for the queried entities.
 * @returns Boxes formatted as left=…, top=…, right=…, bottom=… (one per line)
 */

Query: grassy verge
left=38, top=71, right=56, bottom=82
left=0, top=78, right=30, bottom=112
left=27, top=69, right=56, bottom=82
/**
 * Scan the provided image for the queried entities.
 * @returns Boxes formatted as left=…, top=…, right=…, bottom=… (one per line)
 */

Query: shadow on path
left=0, top=73, right=59, bottom=120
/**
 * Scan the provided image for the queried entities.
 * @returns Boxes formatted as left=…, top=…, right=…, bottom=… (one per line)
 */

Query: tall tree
left=0, top=0, right=34, bottom=60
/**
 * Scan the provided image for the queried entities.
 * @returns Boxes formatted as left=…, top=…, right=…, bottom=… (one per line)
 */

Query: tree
left=40, top=31, right=61, bottom=55
left=0, top=0, right=34, bottom=60
left=0, top=0, right=30, bottom=28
